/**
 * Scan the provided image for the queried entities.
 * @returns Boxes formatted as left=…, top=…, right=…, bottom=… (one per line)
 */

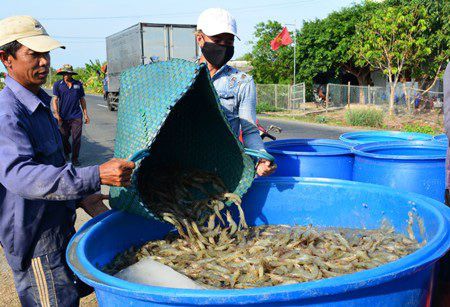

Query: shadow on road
left=78, top=135, right=114, bottom=166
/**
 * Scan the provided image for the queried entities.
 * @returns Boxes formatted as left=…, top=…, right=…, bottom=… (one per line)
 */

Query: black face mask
left=201, top=42, right=234, bottom=68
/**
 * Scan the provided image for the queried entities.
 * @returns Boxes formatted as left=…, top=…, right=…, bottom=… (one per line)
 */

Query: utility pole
left=285, top=22, right=297, bottom=86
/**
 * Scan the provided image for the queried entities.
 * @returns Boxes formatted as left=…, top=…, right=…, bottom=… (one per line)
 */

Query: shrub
left=402, top=123, right=436, bottom=135
left=256, top=102, right=282, bottom=113
left=316, top=115, right=329, bottom=123
left=345, top=106, right=384, bottom=128
left=0, top=72, right=5, bottom=90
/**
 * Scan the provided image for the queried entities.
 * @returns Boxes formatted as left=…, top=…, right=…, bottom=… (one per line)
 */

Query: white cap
left=0, top=16, right=64, bottom=52
left=197, top=8, right=240, bottom=40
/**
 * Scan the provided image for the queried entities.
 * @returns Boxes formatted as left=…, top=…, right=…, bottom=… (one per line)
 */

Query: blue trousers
left=10, top=232, right=93, bottom=306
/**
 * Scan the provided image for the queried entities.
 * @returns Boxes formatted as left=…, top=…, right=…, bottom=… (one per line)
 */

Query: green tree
left=0, top=72, right=5, bottom=90
left=248, top=1, right=382, bottom=91
left=44, top=67, right=60, bottom=88
left=248, top=21, right=294, bottom=84
left=353, top=4, right=431, bottom=115
left=297, top=2, right=381, bottom=88
left=386, top=0, right=450, bottom=91
left=236, top=53, right=253, bottom=61
left=75, top=59, right=105, bottom=94
left=47, top=60, right=106, bottom=93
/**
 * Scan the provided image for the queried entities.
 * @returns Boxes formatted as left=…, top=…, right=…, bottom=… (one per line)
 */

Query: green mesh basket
left=109, top=59, right=258, bottom=220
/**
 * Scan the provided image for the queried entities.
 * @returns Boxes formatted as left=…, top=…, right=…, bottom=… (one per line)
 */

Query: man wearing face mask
left=196, top=8, right=276, bottom=177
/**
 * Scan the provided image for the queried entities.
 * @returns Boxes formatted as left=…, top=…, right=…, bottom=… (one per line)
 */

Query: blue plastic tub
left=353, top=141, right=446, bottom=202
left=67, top=177, right=450, bottom=306
left=433, top=134, right=448, bottom=144
left=265, top=139, right=353, bottom=179
left=340, top=131, right=433, bottom=145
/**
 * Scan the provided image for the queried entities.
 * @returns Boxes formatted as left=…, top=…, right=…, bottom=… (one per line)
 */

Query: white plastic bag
left=114, top=257, right=204, bottom=289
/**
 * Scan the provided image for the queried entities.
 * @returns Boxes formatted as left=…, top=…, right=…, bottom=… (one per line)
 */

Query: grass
left=256, top=102, right=283, bottom=113
left=259, top=104, right=443, bottom=134
left=315, top=115, right=329, bottom=124
left=345, top=106, right=384, bottom=128
left=402, top=123, right=438, bottom=135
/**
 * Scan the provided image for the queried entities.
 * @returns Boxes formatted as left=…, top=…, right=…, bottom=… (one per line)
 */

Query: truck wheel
left=107, top=101, right=115, bottom=111
left=107, top=93, right=117, bottom=111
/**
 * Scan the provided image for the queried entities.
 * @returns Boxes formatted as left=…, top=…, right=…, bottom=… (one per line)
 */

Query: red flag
left=270, top=27, right=293, bottom=51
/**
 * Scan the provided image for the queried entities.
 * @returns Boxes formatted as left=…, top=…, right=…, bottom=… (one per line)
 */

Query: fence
left=291, top=83, right=306, bottom=110
left=325, top=83, right=443, bottom=114
left=256, top=83, right=305, bottom=111
left=326, top=83, right=386, bottom=108
left=401, top=87, right=444, bottom=112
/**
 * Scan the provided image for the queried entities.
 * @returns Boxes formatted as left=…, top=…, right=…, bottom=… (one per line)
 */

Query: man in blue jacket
left=0, top=15, right=135, bottom=306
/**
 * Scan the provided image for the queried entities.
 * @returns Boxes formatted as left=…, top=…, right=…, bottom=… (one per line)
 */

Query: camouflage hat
left=56, top=64, right=77, bottom=75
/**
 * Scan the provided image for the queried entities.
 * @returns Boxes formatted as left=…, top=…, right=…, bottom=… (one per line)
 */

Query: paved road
left=75, top=94, right=355, bottom=167
left=59, top=93, right=356, bottom=167
left=258, top=116, right=356, bottom=141
left=0, top=92, right=354, bottom=306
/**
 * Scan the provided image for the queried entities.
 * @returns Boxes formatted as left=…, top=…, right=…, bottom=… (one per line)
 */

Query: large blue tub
left=353, top=141, right=446, bottom=202
left=433, top=134, right=448, bottom=144
left=265, top=139, right=353, bottom=179
left=67, top=178, right=450, bottom=306
left=340, top=131, right=432, bottom=145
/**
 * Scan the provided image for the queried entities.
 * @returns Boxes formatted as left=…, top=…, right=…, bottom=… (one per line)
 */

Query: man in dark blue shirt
left=52, top=64, right=89, bottom=166
left=0, top=16, right=135, bottom=306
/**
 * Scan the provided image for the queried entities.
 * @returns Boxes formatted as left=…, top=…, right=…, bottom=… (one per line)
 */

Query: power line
left=38, top=0, right=317, bottom=21
left=58, top=41, right=105, bottom=44
left=54, top=36, right=104, bottom=39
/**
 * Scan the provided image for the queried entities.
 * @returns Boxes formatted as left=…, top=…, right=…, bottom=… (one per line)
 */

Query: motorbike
left=239, top=119, right=282, bottom=143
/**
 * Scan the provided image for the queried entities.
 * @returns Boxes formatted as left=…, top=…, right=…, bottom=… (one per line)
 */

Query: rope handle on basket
left=127, top=148, right=150, bottom=188
left=244, top=148, right=275, bottom=162
left=128, top=149, right=151, bottom=162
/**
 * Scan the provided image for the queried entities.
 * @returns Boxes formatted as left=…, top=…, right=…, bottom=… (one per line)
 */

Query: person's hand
left=78, top=194, right=109, bottom=218
left=99, top=158, right=135, bottom=187
left=84, top=115, right=90, bottom=124
left=256, top=159, right=277, bottom=176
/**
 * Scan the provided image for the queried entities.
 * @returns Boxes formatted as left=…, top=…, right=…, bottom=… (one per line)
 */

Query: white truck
left=105, top=23, right=199, bottom=111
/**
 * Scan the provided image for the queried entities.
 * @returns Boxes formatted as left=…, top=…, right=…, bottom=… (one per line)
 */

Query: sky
left=1, top=0, right=360, bottom=72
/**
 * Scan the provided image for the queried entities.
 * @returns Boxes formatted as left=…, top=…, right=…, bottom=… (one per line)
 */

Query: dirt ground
left=263, top=104, right=444, bottom=134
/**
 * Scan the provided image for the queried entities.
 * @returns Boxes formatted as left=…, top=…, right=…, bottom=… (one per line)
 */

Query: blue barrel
left=265, top=139, right=353, bottom=179
left=353, top=141, right=446, bottom=202
left=67, top=177, right=450, bottom=306
left=340, top=131, right=432, bottom=145
left=434, top=134, right=448, bottom=144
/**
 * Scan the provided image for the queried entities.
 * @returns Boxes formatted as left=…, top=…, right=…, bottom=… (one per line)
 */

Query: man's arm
left=52, top=82, right=62, bottom=124
left=51, top=96, right=62, bottom=124
left=238, top=77, right=277, bottom=176
left=0, top=114, right=135, bottom=200
left=237, top=78, right=265, bottom=151
left=0, top=113, right=100, bottom=200
left=80, top=97, right=90, bottom=124
left=79, top=83, right=90, bottom=124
